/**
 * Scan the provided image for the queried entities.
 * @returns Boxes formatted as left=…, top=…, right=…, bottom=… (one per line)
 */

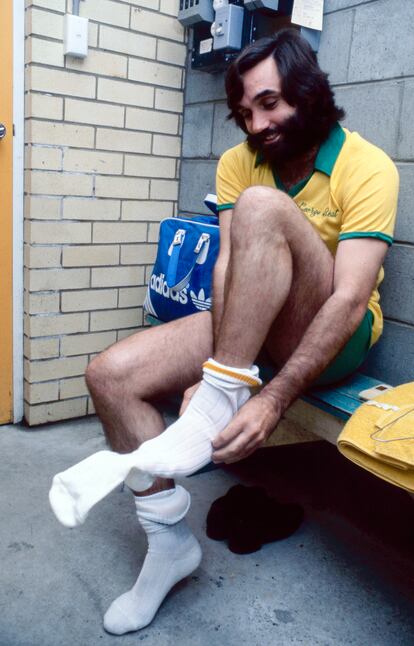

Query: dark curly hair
left=225, top=29, right=344, bottom=145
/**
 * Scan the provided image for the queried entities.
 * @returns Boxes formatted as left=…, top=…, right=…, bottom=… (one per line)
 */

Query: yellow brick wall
left=24, top=0, right=186, bottom=424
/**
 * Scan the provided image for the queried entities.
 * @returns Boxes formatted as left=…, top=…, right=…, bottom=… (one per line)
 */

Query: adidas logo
left=148, top=273, right=212, bottom=312
left=190, top=289, right=211, bottom=311
left=150, top=272, right=188, bottom=304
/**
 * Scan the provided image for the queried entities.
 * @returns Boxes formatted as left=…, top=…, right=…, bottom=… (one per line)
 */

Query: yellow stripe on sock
left=203, top=361, right=260, bottom=387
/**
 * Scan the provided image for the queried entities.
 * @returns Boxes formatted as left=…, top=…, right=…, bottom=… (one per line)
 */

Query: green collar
left=254, top=122, right=346, bottom=177
left=313, top=122, right=346, bottom=176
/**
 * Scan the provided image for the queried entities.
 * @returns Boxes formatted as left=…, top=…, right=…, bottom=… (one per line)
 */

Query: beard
left=247, top=108, right=327, bottom=166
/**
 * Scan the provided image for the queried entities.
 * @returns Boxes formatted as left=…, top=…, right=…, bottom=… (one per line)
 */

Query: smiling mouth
left=263, top=132, right=280, bottom=144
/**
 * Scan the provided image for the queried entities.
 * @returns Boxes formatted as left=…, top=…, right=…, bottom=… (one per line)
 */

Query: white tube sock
left=49, top=451, right=153, bottom=528
left=103, top=486, right=201, bottom=635
left=49, top=359, right=261, bottom=527
left=126, top=359, right=262, bottom=488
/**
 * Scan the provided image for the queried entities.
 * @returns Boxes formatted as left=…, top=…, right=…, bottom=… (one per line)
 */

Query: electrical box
left=244, top=0, right=279, bottom=10
left=64, top=14, right=88, bottom=58
left=212, top=3, right=244, bottom=50
left=178, top=0, right=215, bottom=26
left=187, top=0, right=321, bottom=73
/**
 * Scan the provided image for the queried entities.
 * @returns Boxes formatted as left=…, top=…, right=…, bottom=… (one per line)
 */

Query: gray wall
left=179, top=0, right=414, bottom=385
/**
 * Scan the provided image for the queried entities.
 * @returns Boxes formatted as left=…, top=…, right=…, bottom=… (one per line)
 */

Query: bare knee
left=233, top=186, right=293, bottom=232
left=237, top=185, right=292, bottom=213
left=231, top=186, right=292, bottom=247
left=85, top=346, right=130, bottom=402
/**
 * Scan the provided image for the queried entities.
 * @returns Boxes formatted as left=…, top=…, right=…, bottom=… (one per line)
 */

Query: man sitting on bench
left=49, top=29, right=399, bottom=635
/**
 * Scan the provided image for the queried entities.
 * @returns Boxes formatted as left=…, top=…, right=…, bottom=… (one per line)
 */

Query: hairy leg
left=48, top=313, right=213, bottom=527
left=116, top=185, right=335, bottom=483
left=215, top=186, right=335, bottom=368
left=49, top=186, right=334, bottom=525
left=123, top=186, right=335, bottom=480
left=85, top=311, right=213, bottom=490
left=86, top=311, right=213, bottom=452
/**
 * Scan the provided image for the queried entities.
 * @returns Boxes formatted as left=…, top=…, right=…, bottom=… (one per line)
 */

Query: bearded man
left=49, top=29, right=399, bottom=634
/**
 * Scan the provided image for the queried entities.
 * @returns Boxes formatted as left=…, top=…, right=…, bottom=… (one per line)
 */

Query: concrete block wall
left=179, top=0, right=414, bottom=385
left=24, top=0, right=186, bottom=425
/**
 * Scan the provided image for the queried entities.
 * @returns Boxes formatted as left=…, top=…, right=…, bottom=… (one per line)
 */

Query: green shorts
left=258, top=309, right=374, bottom=387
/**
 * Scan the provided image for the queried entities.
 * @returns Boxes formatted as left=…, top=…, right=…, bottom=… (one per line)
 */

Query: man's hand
left=179, top=382, right=201, bottom=416
left=211, top=392, right=282, bottom=464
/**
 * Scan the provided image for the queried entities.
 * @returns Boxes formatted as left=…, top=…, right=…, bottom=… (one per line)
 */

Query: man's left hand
left=211, top=393, right=282, bottom=464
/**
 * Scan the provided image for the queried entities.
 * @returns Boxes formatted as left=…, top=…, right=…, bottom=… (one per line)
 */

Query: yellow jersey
left=216, top=123, right=399, bottom=345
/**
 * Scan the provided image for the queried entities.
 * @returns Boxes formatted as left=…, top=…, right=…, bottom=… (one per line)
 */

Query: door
left=0, top=0, right=14, bottom=423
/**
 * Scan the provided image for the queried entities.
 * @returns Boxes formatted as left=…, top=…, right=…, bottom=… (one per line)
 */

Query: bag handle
left=166, top=232, right=211, bottom=291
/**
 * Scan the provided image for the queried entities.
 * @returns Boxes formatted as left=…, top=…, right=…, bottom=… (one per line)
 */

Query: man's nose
left=250, top=111, right=269, bottom=134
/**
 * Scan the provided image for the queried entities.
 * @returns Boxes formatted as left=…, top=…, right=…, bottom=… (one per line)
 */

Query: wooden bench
left=265, top=372, right=382, bottom=448
left=155, top=364, right=384, bottom=462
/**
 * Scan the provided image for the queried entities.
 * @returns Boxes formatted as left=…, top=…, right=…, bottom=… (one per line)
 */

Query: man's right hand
left=179, top=382, right=201, bottom=416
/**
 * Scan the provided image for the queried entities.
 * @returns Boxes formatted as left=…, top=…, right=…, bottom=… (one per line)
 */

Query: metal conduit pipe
left=73, top=0, right=81, bottom=16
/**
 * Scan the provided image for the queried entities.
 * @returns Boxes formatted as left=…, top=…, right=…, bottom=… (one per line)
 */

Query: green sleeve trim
left=216, top=203, right=234, bottom=212
left=338, top=231, right=393, bottom=246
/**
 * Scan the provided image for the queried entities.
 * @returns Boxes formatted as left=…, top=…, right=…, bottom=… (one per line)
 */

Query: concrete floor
left=1, top=415, right=414, bottom=646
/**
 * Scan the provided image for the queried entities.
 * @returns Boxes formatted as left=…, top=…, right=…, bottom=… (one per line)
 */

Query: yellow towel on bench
left=337, top=382, right=414, bottom=493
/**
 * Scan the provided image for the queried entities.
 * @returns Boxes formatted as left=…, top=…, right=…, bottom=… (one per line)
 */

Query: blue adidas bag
left=144, top=214, right=220, bottom=323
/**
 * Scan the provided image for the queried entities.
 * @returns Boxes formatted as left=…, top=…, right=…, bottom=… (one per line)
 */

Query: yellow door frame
left=0, top=0, right=14, bottom=423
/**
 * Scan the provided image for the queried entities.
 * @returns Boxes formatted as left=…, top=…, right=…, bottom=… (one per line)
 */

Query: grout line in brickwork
left=384, top=316, right=414, bottom=329
left=29, top=39, right=181, bottom=76
left=30, top=52, right=186, bottom=79
left=28, top=34, right=66, bottom=46
left=27, top=5, right=185, bottom=44
left=73, top=18, right=185, bottom=49
left=209, top=105, right=216, bottom=159
left=324, top=0, right=378, bottom=15
left=332, top=74, right=414, bottom=89
left=183, top=97, right=227, bottom=109
left=27, top=90, right=184, bottom=116
left=108, top=0, right=179, bottom=19
left=390, top=240, right=414, bottom=249
left=26, top=5, right=66, bottom=19
left=345, top=8, right=356, bottom=84
left=395, top=82, right=405, bottom=156
left=121, top=149, right=126, bottom=176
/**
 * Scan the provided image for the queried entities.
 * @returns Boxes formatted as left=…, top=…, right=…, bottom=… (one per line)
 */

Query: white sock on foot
left=48, top=359, right=261, bottom=527
left=103, top=485, right=201, bottom=635
left=126, top=358, right=262, bottom=488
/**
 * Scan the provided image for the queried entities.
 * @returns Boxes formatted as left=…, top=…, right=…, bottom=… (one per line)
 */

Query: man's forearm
left=260, top=292, right=368, bottom=412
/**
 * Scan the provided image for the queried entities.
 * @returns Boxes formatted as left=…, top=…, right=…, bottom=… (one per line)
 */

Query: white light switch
left=64, top=14, right=88, bottom=58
